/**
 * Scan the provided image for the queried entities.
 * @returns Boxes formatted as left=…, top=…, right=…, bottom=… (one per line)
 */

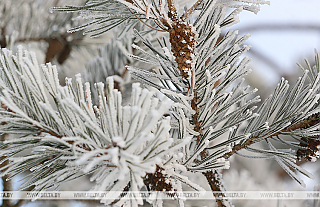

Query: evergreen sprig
left=0, top=46, right=199, bottom=205
left=2, top=0, right=320, bottom=207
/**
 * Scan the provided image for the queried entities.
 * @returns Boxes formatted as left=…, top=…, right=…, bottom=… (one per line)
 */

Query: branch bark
left=166, top=0, right=178, bottom=21
left=181, top=0, right=202, bottom=21
left=200, top=110, right=320, bottom=207
left=203, top=170, right=231, bottom=207
left=223, top=113, right=320, bottom=159
left=191, top=71, right=230, bottom=207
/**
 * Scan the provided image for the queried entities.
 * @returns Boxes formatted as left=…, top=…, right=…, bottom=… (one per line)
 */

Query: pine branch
left=166, top=0, right=178, bottom=20
left=202, top=96, right=320, bottom=204
left=5, top=1, right=320, bottom=207
left=124, top=5, right=318, bottom=207
left=0, top=43, right=208, bottom=206
left=180, top=0, right=203, bottom=21
left=203, top=170, right=232, bottom=207
left=223, top=112, right=320, bottom=159
left=120, top=3, right=265, bottom=206
left=83, top=35, right=134, bottom=103
left=1, top=0, right=85, bottom=40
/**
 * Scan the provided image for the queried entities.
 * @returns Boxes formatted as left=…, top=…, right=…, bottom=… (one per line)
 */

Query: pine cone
left=169, top=21, right=196, bottom=79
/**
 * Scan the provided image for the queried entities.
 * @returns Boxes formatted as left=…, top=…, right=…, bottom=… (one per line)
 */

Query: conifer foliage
left=1, top=0, right=320, bottom=207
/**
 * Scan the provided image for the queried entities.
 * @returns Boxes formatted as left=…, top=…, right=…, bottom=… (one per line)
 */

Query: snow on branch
left=0, top=46, right=195, bottom=206
left=215, top=52, right=320, bottom=187
left=51, top=0, right=269, bottom=38
left=0, top=0, right=86, bottom=48
left=243, top=68, right=320, bottom=142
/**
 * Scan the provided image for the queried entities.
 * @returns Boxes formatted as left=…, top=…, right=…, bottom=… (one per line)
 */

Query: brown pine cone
left=169, top=21, right=196, bottom=79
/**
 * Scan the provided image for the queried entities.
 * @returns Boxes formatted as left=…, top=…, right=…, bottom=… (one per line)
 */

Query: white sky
left=231, top=0, right=320, bottom=86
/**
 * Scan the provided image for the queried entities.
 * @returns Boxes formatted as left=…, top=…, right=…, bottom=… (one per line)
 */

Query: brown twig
left=190, top=87, right=228, bottom=206
left=202, top=113, right=320, bottom=207
left=36, top=127, right=63, bottom=139
left=14, top=37, right=49, bottom=43
left=144, top=165, right=173, bottom=192
left=188, top=38, right=229, bottom=205
left=192, top=94, right=228, bottom=206
left=166, top=0, right=178, bottom=21
left=223, top=113, right=320, bottom=159
left=0, top=26, right=7, bottom=48
left=128, top=9, right=166, bottom=32
left=203, top=170, right=229, bottom=207
left=199, top=110, right=320, bottom=207
left=181, top=0, right=203, bottom=21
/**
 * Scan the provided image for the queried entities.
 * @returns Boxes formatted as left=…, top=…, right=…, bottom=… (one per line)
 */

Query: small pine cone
left=144, top=165, right=173, bottom=192
left=297, top=137, right=320, bottom=162
left=169, top=21, right=196, bottom=79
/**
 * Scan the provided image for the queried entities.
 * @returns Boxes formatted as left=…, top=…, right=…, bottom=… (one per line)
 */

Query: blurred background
left=1, top=0, right=320, bottom=206
left=232, top=0, right=320, bottom=100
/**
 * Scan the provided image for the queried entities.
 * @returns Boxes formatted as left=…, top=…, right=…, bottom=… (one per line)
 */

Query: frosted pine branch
left=2, top=1, right=320, bottom=207
left=52, top=0, right=269, bottom=37
left=0, top=0, right=85, bottom=46
left=0, top=46, right=201, bottom=206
